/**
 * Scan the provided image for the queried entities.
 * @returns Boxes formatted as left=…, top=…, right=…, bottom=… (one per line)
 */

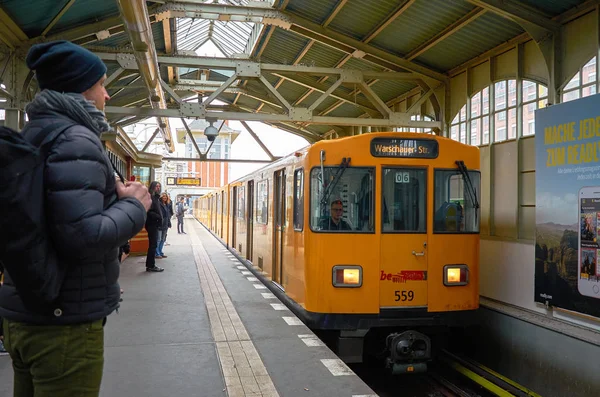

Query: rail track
left=350, top=349, right=541, bottom=397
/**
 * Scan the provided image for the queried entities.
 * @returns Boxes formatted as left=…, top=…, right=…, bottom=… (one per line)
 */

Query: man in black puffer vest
left=0, top=41, right=152, bottom=397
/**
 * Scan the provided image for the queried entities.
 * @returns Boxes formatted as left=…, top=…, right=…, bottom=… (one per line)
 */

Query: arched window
left=395, top=114, right=435, bottom=134
left=522, top=80, right=548, bottom=137
left=450, top=79, right=547, bottom=146
left=562, top=57, right=597, bottom=102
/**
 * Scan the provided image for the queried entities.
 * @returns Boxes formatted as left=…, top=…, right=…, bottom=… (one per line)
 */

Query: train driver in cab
left=320, top=199, right=352, bottom=231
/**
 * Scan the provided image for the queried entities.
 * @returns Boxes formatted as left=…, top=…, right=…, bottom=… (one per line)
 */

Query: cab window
left=382, top=168, right=426, bottom=233
left=434, top=169, right=481, bottom=233
left=310, top=167, right=374, bottom=232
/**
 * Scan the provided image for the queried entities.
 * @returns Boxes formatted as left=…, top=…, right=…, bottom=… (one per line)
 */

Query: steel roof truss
left=258, top=74, right=292, bottom=111
left=240, top=120, right=277, bottom=160
left=99, top=52, right=439, bottom=129
left=104, top=105, right=441, bottom=129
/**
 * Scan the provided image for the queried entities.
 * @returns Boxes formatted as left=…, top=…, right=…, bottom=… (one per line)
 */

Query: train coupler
left=384, top=330, right=431, bottom=374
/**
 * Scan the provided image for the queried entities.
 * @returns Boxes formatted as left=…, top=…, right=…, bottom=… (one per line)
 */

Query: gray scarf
left=25, top=89, right=111, bottom=135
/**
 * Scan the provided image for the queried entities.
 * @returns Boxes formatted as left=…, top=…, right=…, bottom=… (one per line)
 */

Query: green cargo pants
left=2, top=318, right=104, bottom=397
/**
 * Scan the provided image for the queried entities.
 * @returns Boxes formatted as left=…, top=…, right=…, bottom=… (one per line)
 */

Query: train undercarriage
left=316, top=323, right=468, bottom=375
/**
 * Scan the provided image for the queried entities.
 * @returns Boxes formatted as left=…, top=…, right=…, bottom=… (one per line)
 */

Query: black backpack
left=0, top=120, right=75, bottom=311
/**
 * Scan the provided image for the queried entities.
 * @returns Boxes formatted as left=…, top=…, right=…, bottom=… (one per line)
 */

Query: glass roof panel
left=175, top=0, right=270, bottom=58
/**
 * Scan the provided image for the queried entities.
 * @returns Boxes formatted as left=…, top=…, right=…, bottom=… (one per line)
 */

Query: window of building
left=293, top=169, right=304, bottom=231
left=562, top=57, right=598, bottom=103
left=381, top=167, right=426, bottom=233
left=451, top=79, right=548, bottom=145
left=310, top=167, right=374, bottom=233
left=434, top=169, right=481, bottom=233
left=394, top=114, right=436, bottom=134
left=256, top=180, right=268, bottom=224
left=522, top=80, right=548, bottom=137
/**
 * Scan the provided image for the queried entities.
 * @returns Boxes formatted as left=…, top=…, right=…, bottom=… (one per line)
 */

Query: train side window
left=433, top=169, right=481, bottom=233
left=293, top=169, right=304, bottom=231
left=310, top=167, right=374, bottom=233
left=237, top=186, right=246, bottom=219
left=256, top=180, right=268, bottom=224
left=382, top=168, right=426, bottom=233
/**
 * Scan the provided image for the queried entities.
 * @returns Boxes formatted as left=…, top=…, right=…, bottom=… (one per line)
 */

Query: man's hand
left=116, top=181, right=152, bottom=211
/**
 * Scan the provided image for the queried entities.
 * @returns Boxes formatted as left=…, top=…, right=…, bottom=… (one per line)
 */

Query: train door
left=232, top=186, right=238, bottom=251
left=379, top=167, right=428, bottom=309
left=246, top=180, right=254, bottom=262
left=273, top=170, right=286, bottom=287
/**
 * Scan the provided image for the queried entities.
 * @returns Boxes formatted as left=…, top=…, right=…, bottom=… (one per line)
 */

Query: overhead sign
left=167, top=177, right=201, bottom=186
left=370, top=138, right=439, bottom=158
left=535, top=93, right=600, bottom=319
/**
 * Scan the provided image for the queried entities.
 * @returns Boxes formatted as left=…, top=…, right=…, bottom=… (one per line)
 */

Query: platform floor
left=0, top=216, right=377, bottom=397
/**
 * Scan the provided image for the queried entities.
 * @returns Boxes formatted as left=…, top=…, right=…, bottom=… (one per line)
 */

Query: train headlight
left=332, top=265, right=362, bottom=287
left=443, top=264, right=469, bottom=286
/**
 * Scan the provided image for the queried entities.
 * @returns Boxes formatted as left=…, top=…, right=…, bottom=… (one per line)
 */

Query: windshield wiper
left=455, top=160, right=480, bottom=218
left=320, top=157, right=351, bottom=211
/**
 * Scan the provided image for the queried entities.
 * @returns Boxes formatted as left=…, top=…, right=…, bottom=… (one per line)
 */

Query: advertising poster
left=535, top=94, right=600, bottom=318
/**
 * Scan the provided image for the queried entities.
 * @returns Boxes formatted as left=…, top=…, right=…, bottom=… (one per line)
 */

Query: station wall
left=447, top=8, right=600, bottom=331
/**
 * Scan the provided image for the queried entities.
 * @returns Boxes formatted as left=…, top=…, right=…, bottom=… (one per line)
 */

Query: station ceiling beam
left=162, top=157, right=274, bottom=164
left=41, top=0, right=77, bottom=37
left=98, top=52, right=421, bottom=81
left=153, top=1, right=285, bottom=23
left=0, top=6, right=28, bottom=49
left=104, top=104, right=441, bottom=129
left=405, top=7, right=487, bottom=61
left=465, top=0, right=560, bottom=32
left=280, top=11, right=448, bottom=83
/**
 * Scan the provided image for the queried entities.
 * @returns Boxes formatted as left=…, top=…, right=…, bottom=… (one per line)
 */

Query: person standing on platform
left=164, top=193, right=174, bottom=247
left=0, top=41, right=151, bottom=396
left=176, top=196, right=187, bottom=234
left=156, top=193, right=171, bottom=258
left=145, top=181, right=165, bottom=272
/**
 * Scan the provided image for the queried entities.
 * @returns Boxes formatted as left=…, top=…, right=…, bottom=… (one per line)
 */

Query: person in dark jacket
left=156, top=193, right=171, bottom=258
left=145, top=181, right=165, bottom=272
left=176, top=196, right=187, bottom=234
left=164, top=193, right=174, bottom=246
left=0, top=41, right=152, bottom=396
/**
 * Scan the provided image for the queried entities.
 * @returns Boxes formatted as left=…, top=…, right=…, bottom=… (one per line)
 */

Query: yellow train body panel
left=194, top=132, right=480, bottom=331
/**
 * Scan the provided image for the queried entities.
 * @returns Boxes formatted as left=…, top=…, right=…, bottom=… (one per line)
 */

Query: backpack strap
left=30, top=120, right=77, bottom=158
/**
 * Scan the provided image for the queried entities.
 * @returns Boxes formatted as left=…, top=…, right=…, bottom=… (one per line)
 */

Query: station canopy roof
left=0, top=0, right=591, bottom=142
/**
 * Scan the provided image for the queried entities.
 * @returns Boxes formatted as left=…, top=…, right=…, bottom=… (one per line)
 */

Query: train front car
left=302, top=132, right=481, bottom=374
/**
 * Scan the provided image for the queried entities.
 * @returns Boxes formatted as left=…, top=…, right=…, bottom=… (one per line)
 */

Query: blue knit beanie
left=26, top=40, right=107, bottom=93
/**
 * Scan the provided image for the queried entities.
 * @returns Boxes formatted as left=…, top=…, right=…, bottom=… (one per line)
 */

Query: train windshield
left=381, top=168, right=426, bottom=233
left=310, top=167, right=374, bottom=232
left=433, top=169, right=481, bottom=233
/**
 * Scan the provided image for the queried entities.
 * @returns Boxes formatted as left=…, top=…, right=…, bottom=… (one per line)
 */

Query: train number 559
left=394, top=290, right=414, bottom=301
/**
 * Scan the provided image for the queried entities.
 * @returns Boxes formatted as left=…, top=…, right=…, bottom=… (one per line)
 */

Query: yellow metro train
left=194, top=132, right=481, bottom=373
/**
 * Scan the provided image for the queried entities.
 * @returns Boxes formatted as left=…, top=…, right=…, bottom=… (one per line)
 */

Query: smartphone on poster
left=578, top=186, right=600, bottom=298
